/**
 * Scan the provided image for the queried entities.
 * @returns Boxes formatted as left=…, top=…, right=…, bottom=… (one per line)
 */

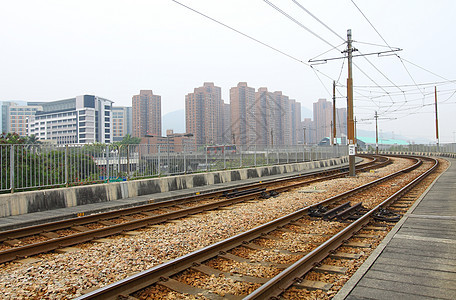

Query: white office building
left=27, top=95, right=113, bottom=144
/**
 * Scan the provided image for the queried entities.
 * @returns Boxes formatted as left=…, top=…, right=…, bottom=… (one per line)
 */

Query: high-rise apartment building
left=132, top=90, right=161, bottom=138
left=290, top=100, right=302, bottom=145
left=301, top=118, right=314, bottom=145
left=27, top=95, right=113, bottom=144
left=255, top=88, right=274, bottom=146
left=112, top=106, right=132, bottom=141
left=313, top=98, right=332, bottom=143
left=253, top=88, right=296, bottom=147
left=185, top=82, right=223, bottom=145
left=230, top=82, right=256, bottom=146
left=272, top=91, right=292, bottom=146
left=336, top=107, right=347, bottom=141
left=2, top=102, right=42, bottom=136
left=222, top=103, right=231, bottom=144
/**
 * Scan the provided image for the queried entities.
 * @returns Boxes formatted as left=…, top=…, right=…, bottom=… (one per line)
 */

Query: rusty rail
left=0, top=155, right=385, bottom=263
left=76, top=155, right=427, bottom=300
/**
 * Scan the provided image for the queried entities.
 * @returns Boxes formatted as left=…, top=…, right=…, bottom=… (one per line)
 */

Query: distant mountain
left=162, top=109, right=185, bottom=135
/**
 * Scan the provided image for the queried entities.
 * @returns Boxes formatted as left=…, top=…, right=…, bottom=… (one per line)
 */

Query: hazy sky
left=1, top=0, right=455, bottom=142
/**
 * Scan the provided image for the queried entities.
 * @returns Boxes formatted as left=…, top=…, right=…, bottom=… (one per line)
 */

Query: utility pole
left=355, top=117, right=357, bottom=149
left=333, top=80, right=337, bottom=146
left=330, top=121, right=333, bottom=145
left=346, top=29, right=356, bottom=176
left=434, top=86, right=440, bottom=152
left=303, top=127, right=306, bottom=145
left=375, top=111, right=379, bottom=155
left=307, top=30, right=400, bottom=173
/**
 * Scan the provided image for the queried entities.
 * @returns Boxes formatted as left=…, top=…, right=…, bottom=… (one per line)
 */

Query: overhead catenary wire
left=349, top=0, right=430, bottom=97
left=288, top=0, right=401, bottom=109
left=263, top=0, right=336, bottom=49
left=173, top=0, right=454, bottom=131
left=170, top=0, right=336, bottom=82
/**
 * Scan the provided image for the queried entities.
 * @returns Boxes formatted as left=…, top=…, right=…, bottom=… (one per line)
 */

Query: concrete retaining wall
left=0, top=157, right=348, bottom=217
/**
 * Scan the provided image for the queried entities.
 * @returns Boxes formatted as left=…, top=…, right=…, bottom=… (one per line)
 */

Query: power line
left=287, top=0, right=401, bottom=107
left=349, top=0, right=429, bottom=97
left=400, top=57, right=454, bottom=82
left=291, top=0, right=345, bottom=42
left=170, top=0, right=336, bottom=82
left=347, top=79, right=456, bottom=88
left=263, top=0, right=336, bottom=49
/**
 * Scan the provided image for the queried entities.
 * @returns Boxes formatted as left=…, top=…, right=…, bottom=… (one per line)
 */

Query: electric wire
left=170, top=0, right=336, bottom=81
left=289, top=0, right=400, bottom=109
left=349, top=0, right=429, bottom=97
left=263, top=0, right=336, bottom=49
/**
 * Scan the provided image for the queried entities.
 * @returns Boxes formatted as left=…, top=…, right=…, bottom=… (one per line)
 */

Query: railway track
left=75, top=155, right=438, bottom=299
left=0, top=155, right=386, bottom=264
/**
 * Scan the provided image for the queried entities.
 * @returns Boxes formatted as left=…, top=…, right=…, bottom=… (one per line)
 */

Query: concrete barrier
left=0, top=157, right=348, bottom=217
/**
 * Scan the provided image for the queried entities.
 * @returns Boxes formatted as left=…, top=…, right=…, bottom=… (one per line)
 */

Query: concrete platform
left=335, top=158, right=456, bottom=300
left=0, top=159, right=351, bottom=231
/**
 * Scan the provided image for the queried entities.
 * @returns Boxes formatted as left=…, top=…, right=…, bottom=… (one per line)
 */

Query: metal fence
left=0, top=143, right=346, bottom=193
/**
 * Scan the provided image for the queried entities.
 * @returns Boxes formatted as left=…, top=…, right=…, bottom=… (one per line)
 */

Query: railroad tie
left=190, top=264, right=270, bottom=284
left=158, top=277, right=243, bottom=300
left=293, top=279, right=333, bottom=291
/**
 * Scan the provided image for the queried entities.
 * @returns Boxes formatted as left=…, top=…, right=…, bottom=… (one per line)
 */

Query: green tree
left=24, top=134, right=41, bottom=145
left=0, top=132, right=26, bottom=144
left=117, top=134, right=141, bottom=145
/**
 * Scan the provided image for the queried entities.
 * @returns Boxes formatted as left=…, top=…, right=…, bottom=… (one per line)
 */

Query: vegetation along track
left=75, top=155, right=439, bottom=299
left=0, top=155, right=386, bottom=264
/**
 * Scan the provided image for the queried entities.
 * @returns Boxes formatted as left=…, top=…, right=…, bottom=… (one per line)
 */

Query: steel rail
left=245, top=156, right=438, bottom=299
left=76, top=156, right=420, bottom=300
left=0, top=155, right=379, bottom=239
left=0, top=156, right=384, bottom=263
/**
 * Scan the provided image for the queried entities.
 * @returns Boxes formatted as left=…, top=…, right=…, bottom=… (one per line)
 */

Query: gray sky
left=1, top=0, right=455, bottom=143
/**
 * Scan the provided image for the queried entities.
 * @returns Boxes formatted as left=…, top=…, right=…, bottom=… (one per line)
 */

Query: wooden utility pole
left=375, top=111, right=379, bottom=154
left=333, top=80, right=337, bottom=146
left=346, top=29, right=356, bottom=176
left=434, top=86, right=440, bottom=152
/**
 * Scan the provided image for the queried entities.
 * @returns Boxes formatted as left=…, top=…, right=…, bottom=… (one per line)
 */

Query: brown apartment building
left=230, top=82, right=256, bottom=146
left=132, top=90, right=161, bottom=138
left=185, top=82, right=223, bottom=145
left=254, top=88, right=295, bottom=147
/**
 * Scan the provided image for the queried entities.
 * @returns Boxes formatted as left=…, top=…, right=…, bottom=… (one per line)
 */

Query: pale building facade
left=112, top=106, right=132, bottom=141
left=2, top=102, right=42, bottom=136
left=27, top=95, right=113, bottom=144
left=313, top=98, right=332, bottom=144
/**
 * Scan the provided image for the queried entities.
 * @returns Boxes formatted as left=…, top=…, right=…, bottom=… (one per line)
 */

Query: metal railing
left=0, top=143, right=346, bottom=193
